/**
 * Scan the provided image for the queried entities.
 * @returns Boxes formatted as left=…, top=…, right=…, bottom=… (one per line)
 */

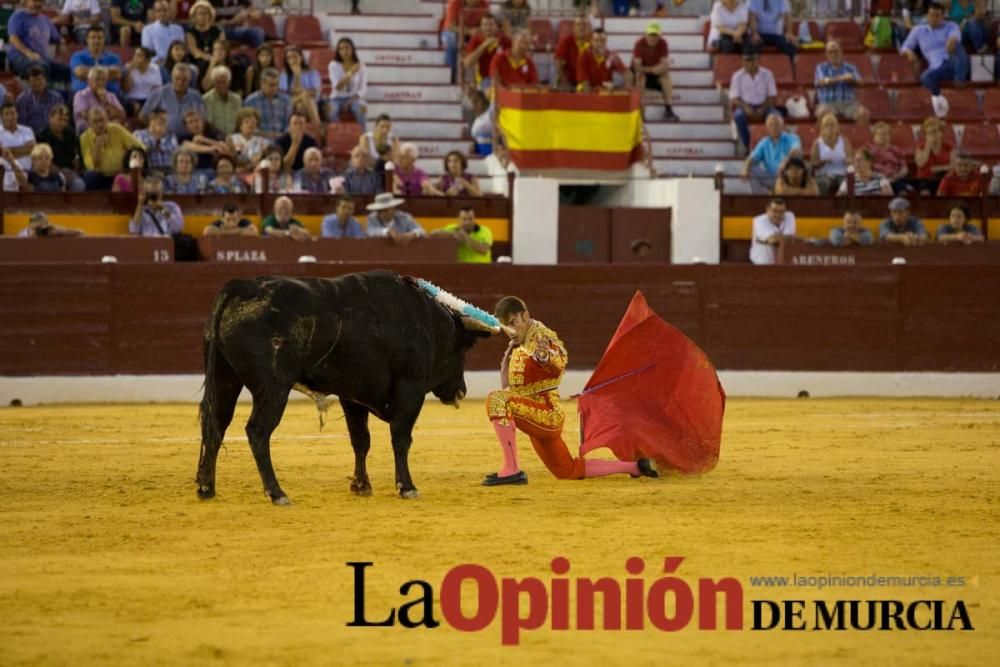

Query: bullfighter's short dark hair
left=495, top=296, right=527, bottom=323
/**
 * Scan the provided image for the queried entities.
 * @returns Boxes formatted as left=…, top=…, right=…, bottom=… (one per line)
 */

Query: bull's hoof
left=271, top=495, right=292, bottom=506
left=399, top=488, right=420, bottom=500
left=196, top=485, right=215, bottom=500
left=350, top=480, right=373, bottom=496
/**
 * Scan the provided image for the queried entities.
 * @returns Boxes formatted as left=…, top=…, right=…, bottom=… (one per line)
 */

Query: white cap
left=297, top=255, right=317, bottom=263
left=891, top=257, right=907, bottom=265
left=101, top=255, right=118, bottom=264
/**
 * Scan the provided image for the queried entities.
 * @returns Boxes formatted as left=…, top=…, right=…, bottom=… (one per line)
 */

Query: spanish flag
left=496, top=88, right=644, bottom=171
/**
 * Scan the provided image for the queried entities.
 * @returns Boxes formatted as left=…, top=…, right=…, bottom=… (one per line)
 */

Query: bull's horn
left=461, top=316, right=499, bottom=334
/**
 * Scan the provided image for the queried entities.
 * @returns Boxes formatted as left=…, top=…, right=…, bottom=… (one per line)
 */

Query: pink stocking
left=491, top=419, right=521, bottom=477
left=583, top=459, right=639, bottom=478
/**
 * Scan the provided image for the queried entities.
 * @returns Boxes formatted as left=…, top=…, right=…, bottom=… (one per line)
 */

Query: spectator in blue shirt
left=15, top=65, right=64, bottom=135
left=5, top=0, right=71, bottom=81
left=879, top=197, right=930, bottom=245
left=70, top=26, right=124, bottom=96
left=901, top=2, right=969, bottom=95
left=321, top=197, right=366, bottom=239
left=141, top=0, right=186, bottom=64
left=829, top=209, right=874, bottom=247
left=814, top=40, right=870, bottom=125
left=741, top=112, right=802, bottom=194
left=243, top=69, right=293, bottom=140
left=748, top=0, right=797, bottom=59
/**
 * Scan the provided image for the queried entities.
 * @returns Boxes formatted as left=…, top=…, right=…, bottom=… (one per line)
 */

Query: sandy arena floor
left=0, top=398, right=997, bottom=666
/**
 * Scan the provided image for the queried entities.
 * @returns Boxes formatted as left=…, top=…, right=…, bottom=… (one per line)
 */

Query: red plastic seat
left=855, top=87, right=892, bottom=120
left=824, top=21, right=864, bottom=50
left=958, top=123, right=1000, bottom=158
left=284, top=16, right=329, bottom=49
left=308, top=48, right=336, bottom=82
left=557, top=19, right=574, bottom=38
left=795, top=124, right=819, bottom=152
left=107, top=46, right=134, bottom=63
left=530, top=18, right=555, bottom=51
left=749, top=124, right=769, bottom=150
left=841, top=123, right=872, bottom=149
left=877, top=54, right=919, bottom=85
left=713, top=54, right=742, bottom=88
left=760, top=54, right=794, bottom=86
left=794, top=52, right=825, bottom=85
left=325, top=122, right=363, bottom=157
left=889, top=123, right=916, bottom=152
left=893, top=87, right=933, bottom=121
left=251, top=15, right=281, bottom=41
left=845, top=55, right=876, bottom=83
left=984, top=89, right=1000, bottom=121
left=941, top=88, right=980, bottom=121
left=793, top=20, right=822, bottom=43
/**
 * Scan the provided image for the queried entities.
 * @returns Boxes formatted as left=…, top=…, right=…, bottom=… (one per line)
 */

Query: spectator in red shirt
left=489, top=30, right=539, bottom=90
left=632, top=22, right=679, bottom=121
left=553, top=15, right=590, bottom=91
left=442, top=0, right=489, bottom=84
left=936, top=153, right=982, bottom=196
left=913, top=117, right=953, bottom=194
left=576, top=29, right=631, bottom=92
left=463, top=14, right=511, bottom=91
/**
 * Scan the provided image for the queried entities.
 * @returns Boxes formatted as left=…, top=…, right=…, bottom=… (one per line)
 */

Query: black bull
left=196, top=271, right=492, bottom=503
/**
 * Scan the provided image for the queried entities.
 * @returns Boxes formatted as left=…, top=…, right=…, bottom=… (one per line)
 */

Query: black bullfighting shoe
left=482, top=471, right=528, bottom=486
left=632, top=458, right=660, bottom=479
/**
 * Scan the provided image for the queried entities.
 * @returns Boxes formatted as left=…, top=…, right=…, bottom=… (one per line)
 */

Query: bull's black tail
left=198, top=284, right=249, bottom=469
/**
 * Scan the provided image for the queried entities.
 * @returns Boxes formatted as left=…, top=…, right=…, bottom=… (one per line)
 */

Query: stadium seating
left=888, top=123, right=916, bottom=152
left=855, top=87, right=892, bottom=120
left=840, top=123, right=872, bottom=149
left=284, top=16, right=330, bottom=50
left=530, top=18, right=555, bottom=51
left=308, top=48, right=337, bottom=83
left=940, top=89, right=980, bottom=121
left=794, top=123, right=819, bottom=152
left=326, top=122, right=363, bottom=158
left=824, top=21, right=865, bottom=50
left=792, top=20, right=822, bottom=43
left=251, top=15, right=281, bottom=42
left=877, top=54, right=919, bottom=85
left=893, top=87, right=934, bottom=121
left=712, top=54, right=742, bottom=88
left=760, top=54, right=794, bottom=86
left=958, top=123, right=1000, bottom=159
left=984, top=89, right=1000, bottom=121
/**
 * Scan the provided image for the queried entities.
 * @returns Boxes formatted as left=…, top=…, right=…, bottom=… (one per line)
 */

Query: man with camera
left=129, top=175, right=185, bottom=237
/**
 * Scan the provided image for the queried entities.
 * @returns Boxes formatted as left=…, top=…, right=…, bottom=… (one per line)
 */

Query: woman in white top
left=708, top=0, right=750, bottom=53
left=227, top=108, right=272, bottom=173
left=123, top=47, right=163, bottom=116
left=328, top=37, right=368, bottom=130
left=810, top=112, right=854, bottom=196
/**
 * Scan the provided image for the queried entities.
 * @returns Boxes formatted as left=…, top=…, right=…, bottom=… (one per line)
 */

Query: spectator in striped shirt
left=836, top=149, right=892, bottom=196
left=242, top=69, right=293, bottom=140
left=339, top=144, right=382, bottom=196
left=814, top=41, right=870, bottom=125
left=133, top=108, right=179, bottom=172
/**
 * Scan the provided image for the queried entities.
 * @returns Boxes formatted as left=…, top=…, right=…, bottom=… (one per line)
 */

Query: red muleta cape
left=578, top=291, right=725, bottom=474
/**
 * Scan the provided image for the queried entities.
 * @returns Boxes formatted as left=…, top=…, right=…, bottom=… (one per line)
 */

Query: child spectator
left=936, top=203, right=984, bottom=243
left=773, top=156, right=818, bottom=195
left=227, top=108, right=270, bottom=171
left=866, top=121, right=909, bottom=192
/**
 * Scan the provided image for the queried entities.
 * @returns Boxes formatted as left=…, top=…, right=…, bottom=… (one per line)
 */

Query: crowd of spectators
left=750, top=194, right=985, bottom=263
left=716, top=0, right=999, bottom=200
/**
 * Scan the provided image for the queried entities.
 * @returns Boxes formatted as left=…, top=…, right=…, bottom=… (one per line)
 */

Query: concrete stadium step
left=664, top=70, right=712, bottom=86
left=346, top=31, right=438, bottom=49
left=367, top=84, right=462, bottom=103
left=650, top=140, right=737, bottom=158
left=356, top=49, right=443, bottom=66
left=392, top=120, right=466, bottom=139
left=653, top=158, right=744, bottom=177
left=608, top=34, right=702, bottom=52
left=324, top=13, right=440, bottom=33
left=602, top=17, right=702, bottom=34
left=366, top=101, right=463, bottom=121
left=669, top=88, right=722, bottom=105
left=411, top=140, right=476, bottom=159
left=644, top=105, right=724, bottom=122
left=647, top=122, right=732, bottom=141
left=367, top=64, right=451, bottom=84
left=668, top=53, right=711, bottom=69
